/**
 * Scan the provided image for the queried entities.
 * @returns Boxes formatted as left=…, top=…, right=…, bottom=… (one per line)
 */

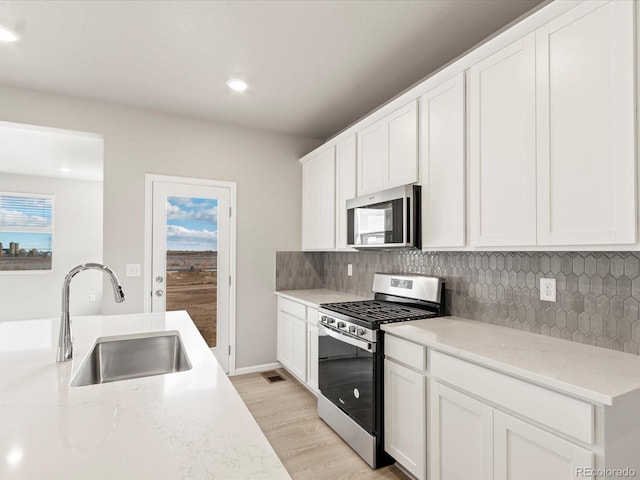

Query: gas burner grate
left=321, top=300, right=437, bottom=324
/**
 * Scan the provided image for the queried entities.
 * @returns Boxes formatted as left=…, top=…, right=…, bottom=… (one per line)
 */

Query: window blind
left=0, top=194, right=54, bottom=230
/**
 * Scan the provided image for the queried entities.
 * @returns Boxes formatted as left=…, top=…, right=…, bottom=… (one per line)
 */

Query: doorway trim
left=144, top=173, right=237, bottom=374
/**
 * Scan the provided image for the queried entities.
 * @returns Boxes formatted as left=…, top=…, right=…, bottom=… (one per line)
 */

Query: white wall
left=0, top=173, right=103, bottom=321
left=0, top=83, right=320, bottom=370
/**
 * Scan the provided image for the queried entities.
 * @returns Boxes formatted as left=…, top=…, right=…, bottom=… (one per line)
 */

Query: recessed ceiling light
left=0, top=26, right=19, bottom=43
left=227, top=79, right=248, bottom=92
left=58, top=166, right=72, bottom=174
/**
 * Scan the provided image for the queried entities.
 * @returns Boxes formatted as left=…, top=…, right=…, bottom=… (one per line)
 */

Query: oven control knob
left=357, top=328, right=366, bottom=336
left=320, top=316, right=327, bottom=323
left=348, top=326, right=356, bottom=334
left=337, top=322, right=346, bottom=329
left=327, top=318, right=335, bottom=324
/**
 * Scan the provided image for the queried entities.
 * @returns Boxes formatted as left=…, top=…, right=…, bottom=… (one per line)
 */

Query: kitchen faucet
left=57, top=263, right=126, bottom=362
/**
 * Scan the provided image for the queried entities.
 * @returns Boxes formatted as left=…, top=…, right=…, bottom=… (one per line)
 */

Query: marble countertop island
left=0, top=311, right=290, bottom=480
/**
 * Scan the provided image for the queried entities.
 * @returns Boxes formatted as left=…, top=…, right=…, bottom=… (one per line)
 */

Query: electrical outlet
left=347, top=264, right=353, bottom=277
left=126, top=264, right=141, bottom=277
left=89, top=294, right=96, bottom=303
left=540, top=278, right=556, bottom=302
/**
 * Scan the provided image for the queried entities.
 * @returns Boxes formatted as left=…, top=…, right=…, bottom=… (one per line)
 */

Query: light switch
left=126, top=264, right=141, bottom=277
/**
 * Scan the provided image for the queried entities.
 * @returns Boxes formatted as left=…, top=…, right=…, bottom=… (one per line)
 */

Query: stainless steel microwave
left=346, top=184, right=421, bottom=250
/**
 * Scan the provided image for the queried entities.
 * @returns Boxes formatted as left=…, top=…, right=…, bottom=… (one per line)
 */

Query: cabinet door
left=276, top=312, right=292, bottom=370
left=536, top=0, right=635, bottom=246
left=469, top=33, right=536, bottom=247
left=384, top=359, right=426, bottom=480
left=357, top=121, right=387, bottom=195
left=290, top=316, right=307, bottom=382
left=420, top=74, right=465, bottom=248
left=306, top=322, right=319, bottom=392
left=387, top=100, right=418, bottom=188
left=301, top=148, right=336, bottom=250
left=430, top=382, right=494, bottom=480
left=335, top=136, right=357, bottom=250
left=494, top=411, right=594, bottom=480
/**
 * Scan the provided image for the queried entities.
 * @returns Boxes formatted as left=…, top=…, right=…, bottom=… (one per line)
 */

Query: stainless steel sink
left=71, top=331, right=192, bottom=387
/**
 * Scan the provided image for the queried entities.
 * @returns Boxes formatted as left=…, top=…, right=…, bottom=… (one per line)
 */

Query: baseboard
left=231, top=362, right=282, bottom=376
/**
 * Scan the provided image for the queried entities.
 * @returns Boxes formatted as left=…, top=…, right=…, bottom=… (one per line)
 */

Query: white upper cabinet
left=470, top=0, right=636, bottom=249
left=535, top=0, right=636, bottom=246
left=469, top=33, right=537, bottom=247
left=420, top=73, right=466, bottom=248
left=358, top=120, right=387, bottom=195
left=335, top=135, right=357, bottom=250
left=300, top=0, right=637, bottom=251
left=387, top=101, right=419, bottom=188
left=301, top=148, right=335, bottom=251
left=357, top=100, right=418, bottom=195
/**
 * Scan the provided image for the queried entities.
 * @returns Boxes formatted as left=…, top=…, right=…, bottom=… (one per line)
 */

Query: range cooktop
left=320, top=300, right=438, bottom=325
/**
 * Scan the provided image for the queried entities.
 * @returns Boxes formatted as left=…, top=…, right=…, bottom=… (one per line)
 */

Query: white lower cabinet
left=306, top=323, right=319, bottom=393
left=383, top=358, right=426, bottom=480
left=276, top=295, right=319, bottom=393
left=384, top=334, right=604, bottom=480
left=290, top=315, right=307, bottom=381
left=494, top=411, right=593, bottom=480
left=429, top=382, right=493, bottom=480
left=277, top=310, right=306, bottom=383
left=429, top=381, right=593, bottom=480
left=276, top=311, right=293, bottom=370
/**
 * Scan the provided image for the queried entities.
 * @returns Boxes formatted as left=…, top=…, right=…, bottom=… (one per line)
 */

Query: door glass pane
left=165, top=196, right=218, bottom=347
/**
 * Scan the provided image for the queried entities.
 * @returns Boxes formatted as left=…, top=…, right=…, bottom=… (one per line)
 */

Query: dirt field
left=0, top=256, right=52, bottom=271
left=166, top=251, right=217, bottom=347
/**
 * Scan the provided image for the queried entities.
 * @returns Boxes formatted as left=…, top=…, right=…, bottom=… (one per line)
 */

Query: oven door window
left=318, top=327, right=375, bottom=433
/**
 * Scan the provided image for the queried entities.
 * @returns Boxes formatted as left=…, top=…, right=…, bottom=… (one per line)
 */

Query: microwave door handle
left=321, top=325, right=376, bottom=353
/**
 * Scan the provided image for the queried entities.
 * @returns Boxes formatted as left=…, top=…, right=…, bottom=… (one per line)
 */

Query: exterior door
left=150, top=178, right=232, bottom=372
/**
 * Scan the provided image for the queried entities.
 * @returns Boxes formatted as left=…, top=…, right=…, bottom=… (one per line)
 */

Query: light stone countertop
left=275, top=289, right=371, bottom=308
left=0, top=311, right=291, bottom=480
left=382, top=316, right=640, bottom=406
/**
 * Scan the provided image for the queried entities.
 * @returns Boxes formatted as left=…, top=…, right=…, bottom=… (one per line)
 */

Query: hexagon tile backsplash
left=275, top=251, right=640, bottom=355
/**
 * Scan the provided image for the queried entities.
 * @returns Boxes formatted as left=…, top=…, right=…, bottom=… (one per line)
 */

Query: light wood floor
left=230, top=368, right=411, bottom=480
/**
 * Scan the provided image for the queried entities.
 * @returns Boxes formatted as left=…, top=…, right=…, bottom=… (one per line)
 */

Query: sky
left=166, top=196, right=218, bottom=251
left=0, top=195, right=53, bottom=252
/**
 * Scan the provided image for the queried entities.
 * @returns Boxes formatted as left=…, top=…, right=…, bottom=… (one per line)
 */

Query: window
left=0, top=193, right=54, bottom=272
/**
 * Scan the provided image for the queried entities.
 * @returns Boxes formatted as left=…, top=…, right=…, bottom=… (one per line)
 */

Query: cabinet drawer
left=385, top=335, right=426, bottom=371
left=430, top=351, right=593, bottom=444
left=278, top=297, right=306, bottom=321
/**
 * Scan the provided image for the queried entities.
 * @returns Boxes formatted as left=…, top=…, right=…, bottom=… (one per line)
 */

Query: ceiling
left=0, top=122, right=103, bottom=181
left=0, top=0, right=544, bottom=141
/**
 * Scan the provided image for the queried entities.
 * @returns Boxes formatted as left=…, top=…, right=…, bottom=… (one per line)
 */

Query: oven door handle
left=322, top=325, right=376, bottom=353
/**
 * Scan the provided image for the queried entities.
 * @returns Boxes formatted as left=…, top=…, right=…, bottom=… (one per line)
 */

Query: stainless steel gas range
left=317, top=273, right=444, bottom=468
